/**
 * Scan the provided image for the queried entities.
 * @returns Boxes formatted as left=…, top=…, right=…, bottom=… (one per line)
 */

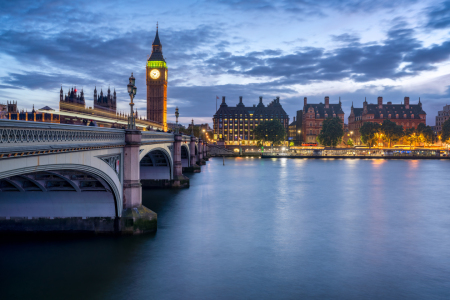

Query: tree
left=316, top=117, right=344, bottom=147
left=254, top=120, right=286, bottom=146
left=180, top=126, right=201, bottom=138
left=380, top=119, right=404, bottom=147
left=417, top=123, right=435, bottom=145
left=359, top=122, right=380, bottom=148
left=442, top=118, right=450, bottom=143
left=404, top=128, right=419, bottom=147
left=346, top=138, right=354, bottom=147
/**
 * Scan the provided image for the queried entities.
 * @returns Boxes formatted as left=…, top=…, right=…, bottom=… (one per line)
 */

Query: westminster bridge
left=0, top=120, right=208, bottom=234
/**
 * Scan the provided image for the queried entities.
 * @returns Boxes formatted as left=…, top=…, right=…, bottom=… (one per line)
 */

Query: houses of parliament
left=1, top=27, right=168, bottom=131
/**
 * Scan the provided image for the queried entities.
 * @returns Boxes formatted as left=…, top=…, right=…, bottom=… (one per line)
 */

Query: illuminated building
left=1, top=101, right=59, bottom=123
left=348, top=97, right=426, bottom=145
left=212, top=96, right=289, bottom=145
left=146, top=25, right=168, bottom=131
left=302, top=96, right=345, bottom=144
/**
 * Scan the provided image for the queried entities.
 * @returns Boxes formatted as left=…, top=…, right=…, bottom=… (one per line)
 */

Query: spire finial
left=157, top=21, right=158, bottom=31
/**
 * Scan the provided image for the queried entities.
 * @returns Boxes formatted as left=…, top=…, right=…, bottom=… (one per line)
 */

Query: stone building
left=213, top=96, right=289, bottom=145
left=435, top=104, right=450, bottom=133
left=1, top=101, right=59, bottom=123
left=94, top=86, right=116, bottom=112
left=146, top=26, right=168, bottom=130
left=301, top=96, right=345, bottom=145
left=348, top=96, right=426, bottom=145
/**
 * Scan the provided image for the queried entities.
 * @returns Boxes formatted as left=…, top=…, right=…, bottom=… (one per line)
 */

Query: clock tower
left=146, top=25, right=168, bottom=130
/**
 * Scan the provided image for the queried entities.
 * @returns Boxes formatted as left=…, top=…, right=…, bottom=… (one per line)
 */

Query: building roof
left=352, top=108, right=363, bottom=117
left=152, top=27, right=161, bottom=46
left=215, top=98, right=289, bottom=118
left=304, top=103, right=344, bottom=118
left=39, top=106, right=54, bottom=111
left=363, top=103, right=426, bottom=119
left=148, top=27, right=165, bottom=62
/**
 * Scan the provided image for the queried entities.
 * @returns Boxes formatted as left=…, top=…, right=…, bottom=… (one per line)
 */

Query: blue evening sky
left=1, top=0, right=450, bottom=125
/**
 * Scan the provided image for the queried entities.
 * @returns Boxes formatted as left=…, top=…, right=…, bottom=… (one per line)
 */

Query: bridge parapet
left=141, top=131, right=174, bottom=144
left=0, top=120, right=125, bottom=157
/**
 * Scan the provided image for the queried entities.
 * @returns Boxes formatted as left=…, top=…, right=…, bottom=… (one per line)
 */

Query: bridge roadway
left=0, top=120, right=209, bottom=234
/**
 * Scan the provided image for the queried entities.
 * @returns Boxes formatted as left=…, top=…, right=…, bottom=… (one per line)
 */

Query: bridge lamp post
left=127, top=73, right=137, bottom=130
left=175, top=107, right=179, bottom=134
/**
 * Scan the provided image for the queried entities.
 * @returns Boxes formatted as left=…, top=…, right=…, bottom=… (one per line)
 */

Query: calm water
left=2, top=158, right=450, bottom=299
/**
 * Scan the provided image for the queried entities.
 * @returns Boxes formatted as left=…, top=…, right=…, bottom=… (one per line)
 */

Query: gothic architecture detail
left=94, top=86, right=117, bottom=112
left=60, top=86, right=85, bottom=106
left=146, top=25, right=168, bottom=131
left=97, top=154, right=121, bottom=176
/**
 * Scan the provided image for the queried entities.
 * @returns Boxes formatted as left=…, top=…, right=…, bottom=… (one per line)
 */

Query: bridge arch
left=0, top=164, right=121, bottom=219
left=139, top=145, right=173, bottom=180
left=181, top=144, right=190, bottom=167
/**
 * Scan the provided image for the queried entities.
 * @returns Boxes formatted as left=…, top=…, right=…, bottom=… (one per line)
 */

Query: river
left=1, top=157, right=450, bottom=299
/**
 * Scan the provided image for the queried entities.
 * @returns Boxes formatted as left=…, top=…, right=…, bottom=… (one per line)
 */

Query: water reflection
left=1, top=158, right=450, bottom=299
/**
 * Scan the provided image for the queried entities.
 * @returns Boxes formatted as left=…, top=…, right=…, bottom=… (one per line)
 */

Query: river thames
left=1, top=157, right=450, bottom=299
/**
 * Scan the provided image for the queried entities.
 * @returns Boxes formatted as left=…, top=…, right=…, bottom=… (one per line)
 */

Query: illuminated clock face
left=150, top=69, right=160, bottom=79
left=165, top=70, right=167, bottom=80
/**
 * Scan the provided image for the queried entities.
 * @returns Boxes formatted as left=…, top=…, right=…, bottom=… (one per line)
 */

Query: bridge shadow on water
left=0, top=172, right=202, bottom=300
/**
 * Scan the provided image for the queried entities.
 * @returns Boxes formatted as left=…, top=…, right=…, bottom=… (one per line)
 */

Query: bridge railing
left=0, top=119, right=126, bottom=156
left=141, top=131, right=174, bottom=144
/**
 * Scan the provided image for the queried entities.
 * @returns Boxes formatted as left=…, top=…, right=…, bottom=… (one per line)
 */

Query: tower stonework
left=146, top=25, right=168, bottom=131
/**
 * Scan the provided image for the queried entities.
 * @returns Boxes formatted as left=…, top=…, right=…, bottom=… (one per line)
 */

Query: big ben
left=146, top=25, right=167, bottom=131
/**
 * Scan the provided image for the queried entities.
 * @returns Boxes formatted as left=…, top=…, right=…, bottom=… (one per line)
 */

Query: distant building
left=188, top=123, right=212, bottom=133
left=213, top=96, right=289, bottom=145
left=1, top=101, right=59, bottom=123
left=167, top=123, right=185, bottom=131
left=94, top=86, right=116, bottom=113
left=435, top=104, right=450, bottom=133
left=288, top=117, right=297, bottom=144
left=348, top=97, right=426, bottom=145
left=302, top=97, right=345, bottom=145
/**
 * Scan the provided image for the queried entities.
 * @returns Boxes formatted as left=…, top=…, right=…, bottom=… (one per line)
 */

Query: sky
left=1, top=0, right=450, bottom=126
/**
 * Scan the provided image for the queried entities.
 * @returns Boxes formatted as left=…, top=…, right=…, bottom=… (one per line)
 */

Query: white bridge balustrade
left=0, top=120, right=208, bottom=234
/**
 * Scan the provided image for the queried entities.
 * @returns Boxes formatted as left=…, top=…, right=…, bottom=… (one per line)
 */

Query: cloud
left=426, top=0, right=450, bottom=29
left=201, top=24, right=450, bottom=85
left=214, top=0, right=419, bottom=15
left=331, top=33, right=360, bottom=44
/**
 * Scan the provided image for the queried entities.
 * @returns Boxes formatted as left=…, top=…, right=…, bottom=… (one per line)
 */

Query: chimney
left=259, top=96, right=263, bottom=104
left=293, top=117, right=296, bottom=122
left=325, top=96, right=329, bottom=108
left=276, top=96, right=280, bottom=103
left=378, top=96, right=383, bottom=108
left=404, top=96, right=410, bottom=109
left=239, top=96, right=243, bottom=104
left=222, top=96, right=226, bottom=104
left=304, top=97, right=307, bottom=106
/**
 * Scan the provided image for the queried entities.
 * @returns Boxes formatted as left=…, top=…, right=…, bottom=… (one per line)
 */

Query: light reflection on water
left=1, top=158, right=450, bottom=300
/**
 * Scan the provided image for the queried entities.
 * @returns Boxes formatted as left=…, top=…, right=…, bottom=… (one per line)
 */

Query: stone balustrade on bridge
left=0, top=120, right=209, bottom=234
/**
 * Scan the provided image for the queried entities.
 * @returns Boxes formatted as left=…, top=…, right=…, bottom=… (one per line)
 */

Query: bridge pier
left=183, top=136, right=201, bottom=173
left=121, top=129, right=157, bottom=234
left=203, top=142, right=209, bottom=161
left=198, top=139, right=206, bottom=165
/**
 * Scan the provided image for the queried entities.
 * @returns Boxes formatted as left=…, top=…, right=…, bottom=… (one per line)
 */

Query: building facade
left=146, top=26, right=168, bottom=131
left=1, top=101, right=59, bottom=123
left=213, top=96, right=289, bottom=145
left=435, top=104, right=450, bottom=133
left=94, top=86, right=116, bottom=112
left=348, top=96, right=426, bottom=145
left=302, top=97, right=345, bottom=144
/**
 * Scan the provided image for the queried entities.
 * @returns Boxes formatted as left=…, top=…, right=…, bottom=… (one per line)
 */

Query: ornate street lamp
left=175, top=107, right=179, bottom=134
left=127, top=73, right=137, bottom=129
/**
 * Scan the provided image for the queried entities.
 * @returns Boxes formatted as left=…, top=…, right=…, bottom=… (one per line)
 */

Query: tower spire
left=153, top=22, right=161, bottom=46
